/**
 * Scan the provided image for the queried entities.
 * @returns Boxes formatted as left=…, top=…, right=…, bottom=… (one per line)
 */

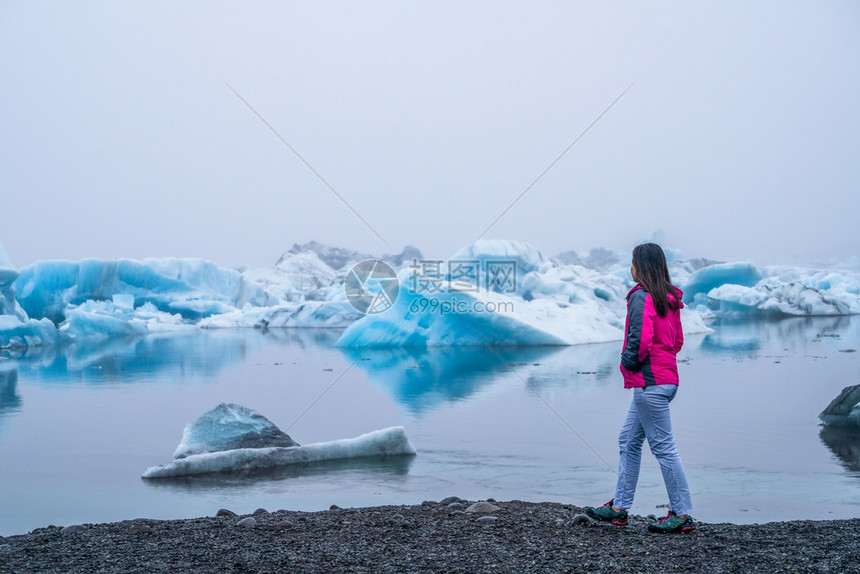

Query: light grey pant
left=614, top=384, right=693, bottom=516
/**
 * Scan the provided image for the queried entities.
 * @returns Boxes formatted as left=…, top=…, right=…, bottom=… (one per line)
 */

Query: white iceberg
left=200, top=298, right=362, bottom=330
left=201, top=243, right=423, bottom=330
left=142, top=403, right=416, bottom=478
left=242, top=250, right=340, bottom=303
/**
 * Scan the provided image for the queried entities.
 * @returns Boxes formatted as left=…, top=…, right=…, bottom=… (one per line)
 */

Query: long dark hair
left=631, top=243, right=679, bottom=318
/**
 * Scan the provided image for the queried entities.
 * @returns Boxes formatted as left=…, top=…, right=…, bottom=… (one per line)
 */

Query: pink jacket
left=619, top=284, right=684, bottom=388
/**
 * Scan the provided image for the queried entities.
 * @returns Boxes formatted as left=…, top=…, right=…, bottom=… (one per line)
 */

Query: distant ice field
left=2, top=239, right=859, bottom=349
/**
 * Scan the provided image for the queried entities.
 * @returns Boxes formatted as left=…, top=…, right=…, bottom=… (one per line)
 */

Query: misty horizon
left=2, top=2, right=857, bottom=270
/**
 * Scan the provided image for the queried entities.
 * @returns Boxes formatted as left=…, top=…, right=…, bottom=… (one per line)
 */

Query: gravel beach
left=1, top=500, right=857, bottom=573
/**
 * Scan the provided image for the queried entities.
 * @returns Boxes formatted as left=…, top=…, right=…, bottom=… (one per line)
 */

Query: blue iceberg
left=682, top=262, right=764, bottom=304
left=16, top=258, right=273, bottom=323
left=338, top=239, right=711, bottom=347
left=0, top=242, right=25, bottom=320
left=142, top=403, right=416, bottom=478
left=341, top=345, right=562, bottom=413
left=0, top=242, right=61, bottom=349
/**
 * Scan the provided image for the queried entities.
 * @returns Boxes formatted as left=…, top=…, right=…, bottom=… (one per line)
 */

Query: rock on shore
left=1, top=500, right=858, bottom=573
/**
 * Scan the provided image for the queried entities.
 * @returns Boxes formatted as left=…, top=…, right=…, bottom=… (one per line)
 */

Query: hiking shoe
left=584, top=499, right=628, bottom=526
left=648, top=510, right=696, bottom=533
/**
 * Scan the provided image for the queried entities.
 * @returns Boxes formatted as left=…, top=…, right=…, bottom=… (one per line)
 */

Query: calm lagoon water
left=1, top=317, right=858, bottom=535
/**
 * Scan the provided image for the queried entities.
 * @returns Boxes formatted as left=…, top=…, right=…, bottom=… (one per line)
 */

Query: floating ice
left=684, top=262, right=860, bottom=318
left=200, top=298, right=362, bottom=329
left=338, top=281, right=569, bottom=347
left=242, top=250, right=339, bottom=303
left=819, top=385, right=860, bottom=427
left=0, top=242, right=23, bottom=319
left=173, top=403, right=298, bottom=458
left=338, top=239, right=711, bottom=347
left=202, top=243, right=423, bottom=330
left=142, top=403, right=416, bottom=478
left=0, top=316, right=60, bottom=349
left=683, top=262, right=764, bottom=305
left=58, top=299, right=194, bottom=342
left=6, top=240, right=859, bottom=348
left=0, top=242, right=62, bottom=349
left=15, top=258, right=274, bottom=323
left=450, top=240, right=547, bottom=287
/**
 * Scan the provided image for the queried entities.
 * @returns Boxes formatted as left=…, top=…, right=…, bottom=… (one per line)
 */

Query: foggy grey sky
left=2, top=1, right=858, bottom=270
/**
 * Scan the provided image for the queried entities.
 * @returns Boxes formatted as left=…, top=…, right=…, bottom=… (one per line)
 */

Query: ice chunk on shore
left=820, top=385, right=860, bottom=427
left=173, top=403, right=298, bottom=458
left=143, top=403, right=415, bottom=478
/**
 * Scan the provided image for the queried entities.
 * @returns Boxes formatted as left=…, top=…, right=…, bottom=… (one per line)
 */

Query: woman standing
left=585, top=243, right=696, bottom=533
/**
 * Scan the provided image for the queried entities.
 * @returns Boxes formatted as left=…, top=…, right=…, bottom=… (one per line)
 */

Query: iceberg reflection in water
left=820, top=426, right=860, bottom=474
left=818, top=382, right=860, bottom=473
left=3, top=328, right=342, bottom=386
left=699, top=315, right=854, bottom=355
left=341, top=342, right=623, bottom=415
left=0, top=367, right=21, bottom=414
left=342, top=345, right=559, bottom=414
left=142, top=454, right=415, bottom=490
